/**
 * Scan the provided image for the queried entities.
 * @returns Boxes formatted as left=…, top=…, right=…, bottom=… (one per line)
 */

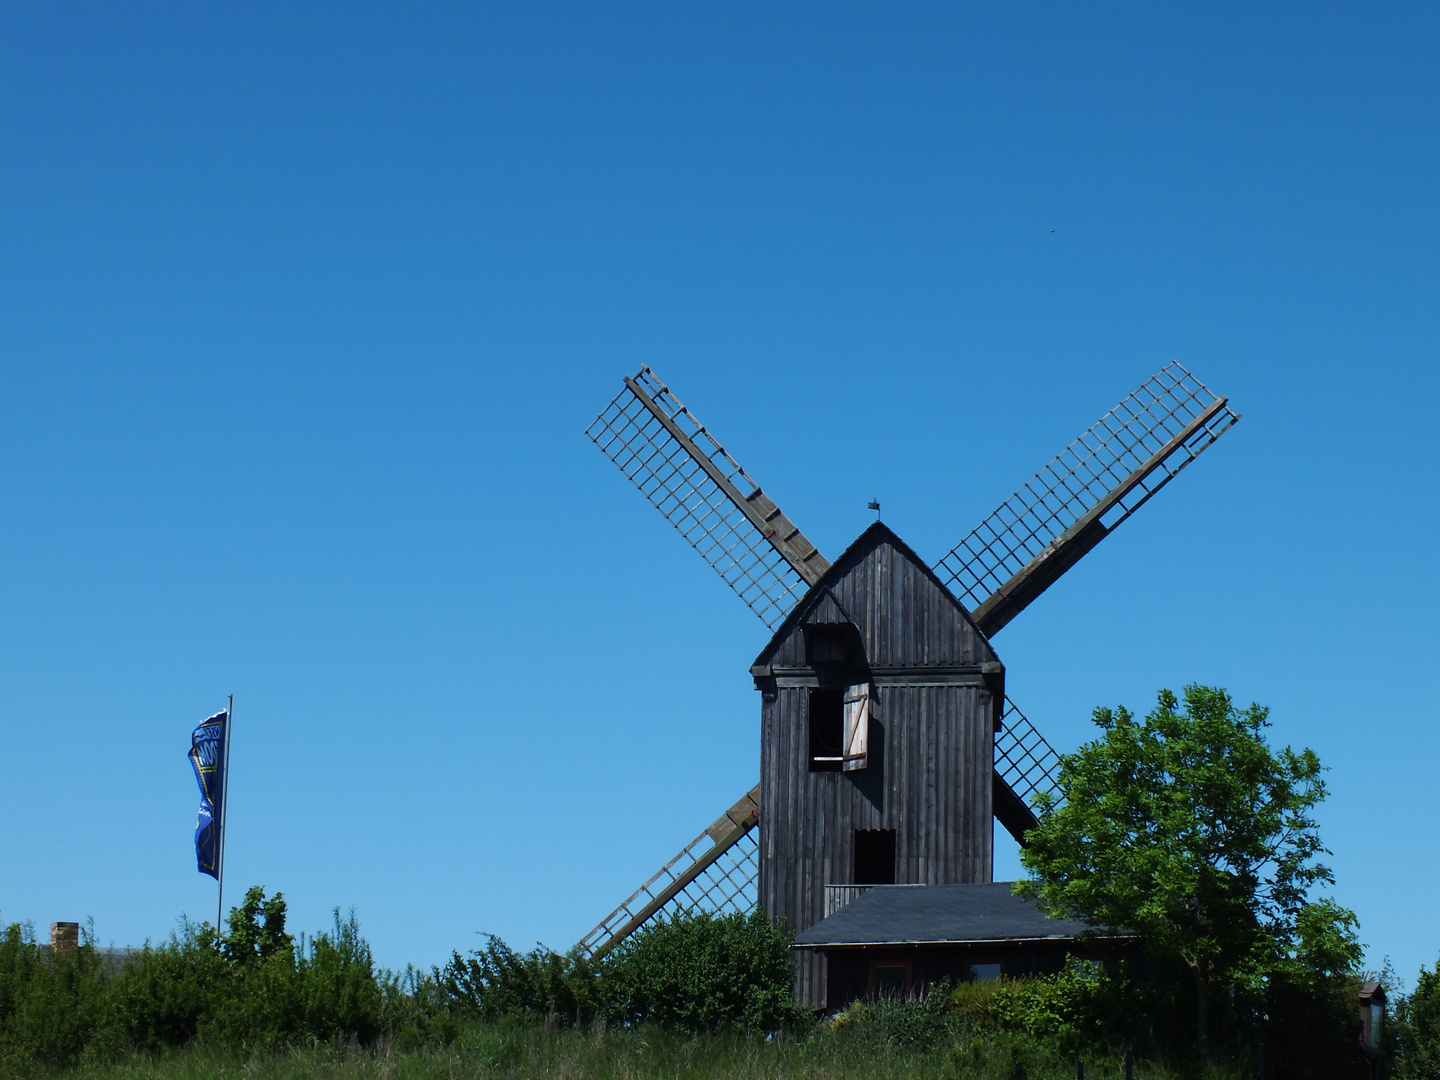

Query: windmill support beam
left=623, top=375, right=831, bottom=586
left=971, top=394, right=1235, bottom=637
left=975, top=519, right=1111, bottom=639
left=993, top=770, right=1040, bottom=845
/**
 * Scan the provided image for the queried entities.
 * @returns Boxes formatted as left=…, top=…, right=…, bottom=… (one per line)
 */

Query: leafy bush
left=108, top=889, right=386, bottom=1053
left=0, top=887, right=402, bottom=1071
left=598, top=909, right=807, bottom=1034
left=434, top=909, right=806, bottom=1035
left=831, top=982, right=958, bottom=1050
left=1394, top=955, right=1440, bottom=1078
left=984, top=960, right=1123, bottom=1057
left=101, top=918, right=227, bottom=1054
left=1, top=886, right=1379, bottom=1077
left=0, top=920, right=114, bottom=1070
left=436, top=935, right=597, bottom=1024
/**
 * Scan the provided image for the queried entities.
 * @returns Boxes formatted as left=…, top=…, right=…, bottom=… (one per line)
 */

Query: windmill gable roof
left=751, top=521, right=1000, bottom=675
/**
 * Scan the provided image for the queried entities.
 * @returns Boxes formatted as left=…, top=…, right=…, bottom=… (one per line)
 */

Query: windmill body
left=752, top=522, right=1003, bottom=1005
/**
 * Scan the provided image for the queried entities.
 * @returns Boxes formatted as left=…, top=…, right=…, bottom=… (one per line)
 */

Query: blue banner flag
left=188, top=710, right=229, bottom=879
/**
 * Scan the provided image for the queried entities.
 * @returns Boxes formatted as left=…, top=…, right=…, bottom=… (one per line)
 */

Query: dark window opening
left=809, top=688, right=843, bottom=771
left=854, top=828, right=896, bottom=884
left=804, top=625, right=851, bottom=666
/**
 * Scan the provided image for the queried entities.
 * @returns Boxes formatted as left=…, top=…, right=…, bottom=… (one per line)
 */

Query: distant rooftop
left=793, top=883, right=1097, bottom=948
left=38, top=945, right=136, bottom=970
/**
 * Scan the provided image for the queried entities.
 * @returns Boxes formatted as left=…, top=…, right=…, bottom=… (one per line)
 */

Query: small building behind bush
left=793, top=882, right=1130, bottom=1007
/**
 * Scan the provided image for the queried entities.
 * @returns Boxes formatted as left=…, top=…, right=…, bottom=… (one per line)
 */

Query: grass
left=47, top=1020, right=1254, bottom=1080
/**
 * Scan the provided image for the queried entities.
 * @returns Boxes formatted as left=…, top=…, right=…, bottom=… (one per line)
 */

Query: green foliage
left=0, top=887, right=401, bottom=1072
left=940, top=961, right=1172, bottom=1068
left=986, top=960, right=1127, bottom=1057
left=0, top=920, right=114, bottom=1071
left=345, top=908, right=808, bottom=1038
left=0, top=858, right=1380, bottom=1078
left=2, top=898, right=811, bottom=1071
left=221, top=886, right=293, bottom=966
left=829, top=981, right=958, bottom=1050
left=1017, top=685, right=1361, bottom=1061
left=597, top=909, right=809, bottom=1034
left=32, top=1019, right=1274, bottom=1080
left=1395, top=954, right=1440, bottom=1078
left=102, top=918, right=227, bottom=1054
left=108, top=889, right=386, bottom=1053
left=436, top=935, right=597, bottom=1023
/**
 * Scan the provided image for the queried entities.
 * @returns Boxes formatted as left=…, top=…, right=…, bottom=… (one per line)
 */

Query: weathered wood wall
left=752, top=524, right=1001, bottom=1008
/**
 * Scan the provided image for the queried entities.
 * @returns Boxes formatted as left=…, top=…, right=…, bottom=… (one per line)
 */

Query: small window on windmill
left=804, top=624, right=870, bottom=772
left=854, top=828, right=896, bottom=884
left=809, top=688, right=844, bottom=771
left=804, top=624, right=851, bottom=665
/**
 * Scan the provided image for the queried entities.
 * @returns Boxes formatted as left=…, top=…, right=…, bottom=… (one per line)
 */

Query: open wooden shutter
left=842, top=682, right=870, bottom=771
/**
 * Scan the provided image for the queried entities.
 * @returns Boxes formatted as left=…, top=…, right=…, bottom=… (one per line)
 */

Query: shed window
left=854, top=829, right=896, bottom=885
left=970, top=963, right=1002, bottom=983
left=808, top=688, right=844, bottom=771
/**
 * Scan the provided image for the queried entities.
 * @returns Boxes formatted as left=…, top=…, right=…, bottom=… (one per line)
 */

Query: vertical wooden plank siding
left=756, top=528, right=998, bottom=1009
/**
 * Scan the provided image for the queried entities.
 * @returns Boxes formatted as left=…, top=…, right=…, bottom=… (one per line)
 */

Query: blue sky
left=2, top=3, right=1437, bottom=986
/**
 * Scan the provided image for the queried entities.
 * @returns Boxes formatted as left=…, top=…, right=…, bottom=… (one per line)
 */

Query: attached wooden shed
left=792, top=883, right=1117, bottom=1008
left=750, top=522, right=1005, bottom=1006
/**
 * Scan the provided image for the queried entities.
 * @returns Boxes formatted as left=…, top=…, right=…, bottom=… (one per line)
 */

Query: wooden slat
left=624, top=376, right=831, bottom=586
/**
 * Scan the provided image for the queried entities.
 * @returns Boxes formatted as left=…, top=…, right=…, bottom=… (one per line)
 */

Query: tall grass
left=54, top=1018, right=1257, bottom=1080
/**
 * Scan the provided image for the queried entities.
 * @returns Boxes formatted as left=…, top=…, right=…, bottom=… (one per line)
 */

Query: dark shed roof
left=792, top=883, right=1094, bottom=948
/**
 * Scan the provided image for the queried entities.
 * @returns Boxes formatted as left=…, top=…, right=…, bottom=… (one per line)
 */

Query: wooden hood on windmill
left=575, top=363, right=1241, bottom=983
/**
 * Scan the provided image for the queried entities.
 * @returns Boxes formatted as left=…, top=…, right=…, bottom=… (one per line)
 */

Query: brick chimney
left=50, top=922, right=79, bottom=959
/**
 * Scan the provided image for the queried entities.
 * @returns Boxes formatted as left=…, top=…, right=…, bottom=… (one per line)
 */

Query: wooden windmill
left=576, top=364, right=1239, bottom=996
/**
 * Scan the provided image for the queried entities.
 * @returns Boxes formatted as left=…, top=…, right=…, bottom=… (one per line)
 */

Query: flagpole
left=217, top=694, right=233, bottom=934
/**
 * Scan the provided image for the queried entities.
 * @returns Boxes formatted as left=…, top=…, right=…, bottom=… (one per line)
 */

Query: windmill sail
left=992, top=697, right=1062, bottom=843
left=588, top=367, right=829, bottom=629
left=575, top=786, right=759, bottom=960
left=935, top=362, right=1240, bottom=638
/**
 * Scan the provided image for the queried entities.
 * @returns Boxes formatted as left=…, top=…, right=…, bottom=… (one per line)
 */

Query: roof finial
left=868, top=499, right=881, bottom=520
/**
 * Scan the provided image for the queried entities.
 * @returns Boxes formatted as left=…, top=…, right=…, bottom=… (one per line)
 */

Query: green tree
left=1397, top=956, right=1440, bottom=1078
left=222, top=886, right=294, bottom=967
left=1017, top=685, right=1360, bottom=1058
